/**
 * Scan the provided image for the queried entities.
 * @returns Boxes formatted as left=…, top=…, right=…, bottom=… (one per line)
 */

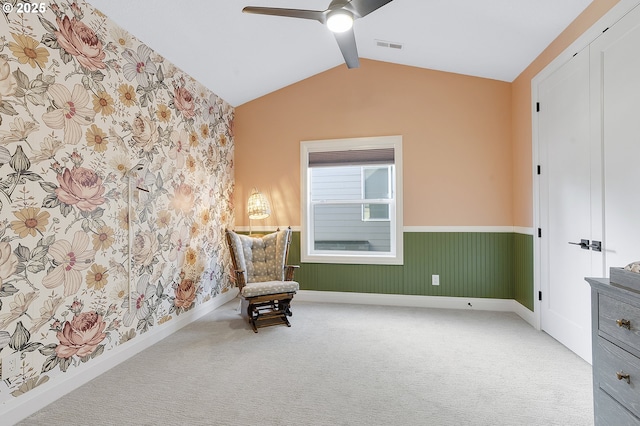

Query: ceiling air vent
left=375, top=39, right=403, bottom=50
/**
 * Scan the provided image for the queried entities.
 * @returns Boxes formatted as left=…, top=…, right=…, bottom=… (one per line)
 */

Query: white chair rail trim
left=233, top=226, right=535, bottom=235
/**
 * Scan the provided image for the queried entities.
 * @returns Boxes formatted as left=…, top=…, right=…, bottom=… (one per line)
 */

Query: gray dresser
left=587, top=277, right=640, bottom=425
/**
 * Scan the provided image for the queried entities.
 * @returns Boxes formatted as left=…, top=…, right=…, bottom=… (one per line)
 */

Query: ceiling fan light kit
left=242, top=0, right=394, bottom=69
left=327, top=10, right=353, bottom=33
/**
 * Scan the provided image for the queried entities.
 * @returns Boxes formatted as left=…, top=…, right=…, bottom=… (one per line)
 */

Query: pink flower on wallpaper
left=174, top=86, right=195, bottom=119
left=55, top=311, right=107, bottom=358
left=55, top=167, right=106, bottom=212
left=55, top=15, right=106, bottom=71
left=41, top=84, right=96, bottom=145
left=0, top=241, right=18, bottom=286
left=168, top=129, right=188, bottom=169
left=42, top=231, right=96, bottom=297
left=131, top=115, right=158, bottom=153
left=174, top=277, right=197, bottom=309
left=170, top=183, right=195, bottom=214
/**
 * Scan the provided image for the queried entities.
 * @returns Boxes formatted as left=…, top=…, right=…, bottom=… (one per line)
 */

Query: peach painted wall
left=234, top=59, right=512, bottom=228
left=511, top=0, right=620, bottom=227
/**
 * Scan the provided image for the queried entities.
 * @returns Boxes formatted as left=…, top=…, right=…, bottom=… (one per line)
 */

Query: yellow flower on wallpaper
left=186, top=154, right=196, bottom=173
left=190, top=222, right=200, bottom=239
left=185, top=247, right=197, bottom=266
left=189, top=131, right=199, bottom=148
left=92, top=225, right=114, bottom=251
left=8, top=33, right=50, bottom=69
left=200, top=123, right=209, bottom=139
left=11, top=207, right=50, bottom=238
left=156, top=104, right=171, bottom=122
left=117, top=84, right=136, bottom=107
left=86, top=264, right=109, bottom=291
left=156, top=210, right=171, bottom=228
left=92, top=91, right=115, bottom=116
left=42, top=84, right=96, bottom=145
left=200, top=208, right=211, bottom=225
left=117, top=208, right=129, bottom=230
left=86, top=124, right=109, bottom=153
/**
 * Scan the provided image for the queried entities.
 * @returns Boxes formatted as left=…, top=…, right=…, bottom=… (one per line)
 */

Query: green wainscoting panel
left=514, top=233, right=534, bottom=311
left=289, top=232, right=534, bottom=309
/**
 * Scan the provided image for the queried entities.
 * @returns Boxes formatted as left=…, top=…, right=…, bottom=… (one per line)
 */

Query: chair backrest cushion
left=227, top=229, right=290, bottom=283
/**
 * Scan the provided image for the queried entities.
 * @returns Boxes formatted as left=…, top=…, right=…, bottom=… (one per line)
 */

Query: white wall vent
left=375, top=39, right=403, bottom=50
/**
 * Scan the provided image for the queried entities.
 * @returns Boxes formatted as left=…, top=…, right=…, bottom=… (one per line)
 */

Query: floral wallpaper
left=0, top=0, right=234, bottom=404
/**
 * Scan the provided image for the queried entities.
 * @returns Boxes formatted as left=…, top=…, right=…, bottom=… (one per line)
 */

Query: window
left=362, top=166, right=391, bottom=221
left=301, top=136, right=403, bottom=265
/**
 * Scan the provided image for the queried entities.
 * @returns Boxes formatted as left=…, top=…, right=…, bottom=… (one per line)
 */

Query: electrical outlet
left=432, top=274, right=440, bottom=286
left=1, top=351, right=21, bottom=379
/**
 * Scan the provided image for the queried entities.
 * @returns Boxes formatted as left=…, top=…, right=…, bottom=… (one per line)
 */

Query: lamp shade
left=247, top=188, right=271, bottom=220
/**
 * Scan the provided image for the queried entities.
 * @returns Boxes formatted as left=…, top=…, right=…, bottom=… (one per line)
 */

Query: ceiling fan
left=243, top=0, right=394, bottom=69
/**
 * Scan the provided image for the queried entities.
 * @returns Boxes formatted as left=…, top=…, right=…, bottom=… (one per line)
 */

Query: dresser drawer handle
left=617, top=371, right=631, bottom=384
left=616, top=319, right=631, bottom=330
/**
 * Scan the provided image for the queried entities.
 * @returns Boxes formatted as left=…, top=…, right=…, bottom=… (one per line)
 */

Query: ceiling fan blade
left=242, top=7, right=325, bottom=23
left=347, top=0, right=394, bottom=18
left=333, top=28, right=359, bottom=68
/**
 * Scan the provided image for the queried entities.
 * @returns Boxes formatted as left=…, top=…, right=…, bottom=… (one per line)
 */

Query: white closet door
left=591, top=5, right=640, bottom=272
left=538, top=47, right=596, bottom=364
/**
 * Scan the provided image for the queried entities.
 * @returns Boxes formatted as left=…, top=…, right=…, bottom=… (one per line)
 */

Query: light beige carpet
left=19, top=300, right=593, bottom=425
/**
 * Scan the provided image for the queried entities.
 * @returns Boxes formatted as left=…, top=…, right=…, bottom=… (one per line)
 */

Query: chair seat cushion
left=241, top=280, right=299, bottom=298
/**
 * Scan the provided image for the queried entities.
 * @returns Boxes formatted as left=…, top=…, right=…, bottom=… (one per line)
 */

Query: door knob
left=568, top=239, right=590, bottom=250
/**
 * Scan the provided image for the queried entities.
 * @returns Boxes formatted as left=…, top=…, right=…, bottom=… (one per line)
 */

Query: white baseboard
left=295, top=290, right=536, bottom=326
left=0, top=288, right=238, bottom=426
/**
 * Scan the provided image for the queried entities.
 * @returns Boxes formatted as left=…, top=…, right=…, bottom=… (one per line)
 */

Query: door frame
left=531, top=0, right=640, bottom=332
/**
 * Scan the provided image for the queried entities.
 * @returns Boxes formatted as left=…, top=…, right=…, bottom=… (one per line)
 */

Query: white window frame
left=300, top=135, right=403, bottom=265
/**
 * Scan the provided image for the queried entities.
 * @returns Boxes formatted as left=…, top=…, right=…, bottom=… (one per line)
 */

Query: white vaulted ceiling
left=88, top=0, right=593, bottom=106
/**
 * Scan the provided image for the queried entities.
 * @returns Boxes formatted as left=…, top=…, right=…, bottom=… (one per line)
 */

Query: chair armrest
left=230, top=269, right=246, bottom=289
left=284, top=265, right=300, bottom=281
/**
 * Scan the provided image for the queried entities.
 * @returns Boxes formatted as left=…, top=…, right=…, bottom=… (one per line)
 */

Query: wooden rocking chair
left=225, top=227, right=299, bottom=332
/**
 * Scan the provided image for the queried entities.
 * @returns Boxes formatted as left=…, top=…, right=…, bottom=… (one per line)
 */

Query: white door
left=538, top=47, right=601, bottom=364
left=591, top=5, right=640, bottom=272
